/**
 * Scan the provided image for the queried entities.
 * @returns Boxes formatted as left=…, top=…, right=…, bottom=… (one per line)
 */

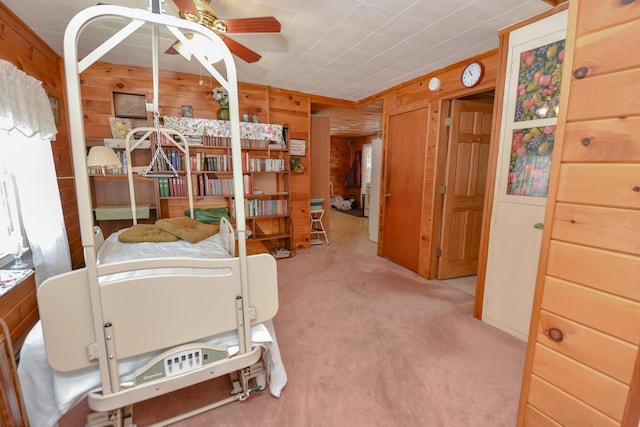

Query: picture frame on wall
left=289, top=139, right=306, bottom=156
left=113, top=92, right=147, bottom=118
left=109, top=117, right=132, bottom=139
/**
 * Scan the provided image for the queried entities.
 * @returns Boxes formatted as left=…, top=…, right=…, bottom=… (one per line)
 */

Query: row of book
left=157, top=176, right=189, bottom=197
left=244, top=157, right=285, bottom=172
left=155, top=149, right=285, bottom=174
left=245, top=199, right=288, bottom=217
left=161, top=133, right=283, bottom=149
left=157, top=174, right=255, bottom=197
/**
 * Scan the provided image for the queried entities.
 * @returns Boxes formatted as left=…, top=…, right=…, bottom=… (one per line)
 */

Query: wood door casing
left=382, top=107, right=429, bottom=272
left=311, top=116, right=331, bottom=230
left=438, top=99, right=493, bottom=279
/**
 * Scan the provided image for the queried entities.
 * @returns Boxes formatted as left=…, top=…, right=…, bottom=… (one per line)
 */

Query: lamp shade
left=87, top=146, right=121, bottom=175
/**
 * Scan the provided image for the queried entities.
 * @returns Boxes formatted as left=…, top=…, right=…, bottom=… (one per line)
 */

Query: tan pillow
left=118, top=224, right=179, bottom=243
left=155, top=216, right=219, bottom=243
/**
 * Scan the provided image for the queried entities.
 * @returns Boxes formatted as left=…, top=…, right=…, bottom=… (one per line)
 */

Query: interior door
left=438, top=99, right=493, bottom=279
left=382, top=108, right=428, bottom=272
left=482, top=11, right=567, bottom=340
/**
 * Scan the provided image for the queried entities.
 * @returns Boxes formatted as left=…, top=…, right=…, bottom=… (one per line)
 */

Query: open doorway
left=310, top=100, right=383, bottom=243
left=436, top=90, right=495, bottom=296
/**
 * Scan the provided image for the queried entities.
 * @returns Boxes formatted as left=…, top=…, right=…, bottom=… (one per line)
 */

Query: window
left=0, top=173, right=27, bottom=267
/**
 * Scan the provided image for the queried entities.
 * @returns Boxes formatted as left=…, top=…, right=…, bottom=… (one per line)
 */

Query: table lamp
left=87, top=146, right=121, bottom=175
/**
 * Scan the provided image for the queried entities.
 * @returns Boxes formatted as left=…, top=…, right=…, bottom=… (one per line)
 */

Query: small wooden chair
left=0, top=318, right=29, bottom=426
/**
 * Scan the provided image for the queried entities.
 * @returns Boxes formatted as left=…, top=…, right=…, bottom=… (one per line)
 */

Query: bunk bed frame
left=33, top=2, right=279, bottom=426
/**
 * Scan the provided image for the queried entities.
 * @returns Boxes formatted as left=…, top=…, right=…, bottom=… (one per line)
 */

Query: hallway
left=318, top=209, right=476, bottom=296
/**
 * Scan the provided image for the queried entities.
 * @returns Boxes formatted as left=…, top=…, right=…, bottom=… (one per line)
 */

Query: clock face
left=461, top=62, right=484, bottom=88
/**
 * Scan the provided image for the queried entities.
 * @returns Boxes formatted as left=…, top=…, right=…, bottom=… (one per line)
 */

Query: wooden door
left=382, top=108, right=429, bottom=272
left=438, top=99, right=493, bottom=279
left=483, top=11, right=567, bottom=340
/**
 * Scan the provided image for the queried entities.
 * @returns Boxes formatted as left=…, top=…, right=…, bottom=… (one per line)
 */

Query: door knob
left=533, top=222, right=544, bottom=230
left=384, top=193, right=391, bottom=198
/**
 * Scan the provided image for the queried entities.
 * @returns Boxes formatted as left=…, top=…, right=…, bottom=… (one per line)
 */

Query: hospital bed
left=16, top=2, right=286, bottom=426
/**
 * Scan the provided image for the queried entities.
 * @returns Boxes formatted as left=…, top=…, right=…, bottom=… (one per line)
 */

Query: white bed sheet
left=18, top=230, right=287, bottom=427
left=99, top=229, right=231, bottom=263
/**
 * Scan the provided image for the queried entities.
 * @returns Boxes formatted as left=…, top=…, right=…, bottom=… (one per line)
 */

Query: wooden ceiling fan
left=167, top=0, right=281, bottom=63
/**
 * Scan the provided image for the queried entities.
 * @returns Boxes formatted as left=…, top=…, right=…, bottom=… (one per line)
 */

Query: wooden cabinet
left=517, top=1, right=640, bottom=425
left=0, top=272, right=37, bottom=357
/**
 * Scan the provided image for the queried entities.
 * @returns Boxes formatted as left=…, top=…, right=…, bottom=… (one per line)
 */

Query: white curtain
left=0, top=59, right=71, bottom=286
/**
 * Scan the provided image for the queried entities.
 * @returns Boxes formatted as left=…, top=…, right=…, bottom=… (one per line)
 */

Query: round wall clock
left=461, top=61, right=484, bottom=88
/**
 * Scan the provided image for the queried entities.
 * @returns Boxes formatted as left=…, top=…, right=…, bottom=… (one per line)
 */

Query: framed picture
left=289, top=139, right=306, bottom=156
left=181, top=105, right=193, bottom=118
left=109, top=117, right=132, bottom=139
left=113, top=92, right=147, bottom=118
left=48, top=95, right=60, bottom=125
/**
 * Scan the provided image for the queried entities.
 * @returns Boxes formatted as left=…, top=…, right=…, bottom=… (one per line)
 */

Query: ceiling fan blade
left=222, top=36, right=261, bottom=63
left=173, top=0, right=199, bottom=16
left=218, top=16, right=281, bottom=33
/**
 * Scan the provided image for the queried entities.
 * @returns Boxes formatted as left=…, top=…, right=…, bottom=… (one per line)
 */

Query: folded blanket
left=155, top=216, right=219, bottom=243
left=118, top=224, right=179, bottom=243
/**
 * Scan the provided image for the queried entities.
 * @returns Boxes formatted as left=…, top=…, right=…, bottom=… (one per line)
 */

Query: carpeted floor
left=59, top=248, right=526, bottom=426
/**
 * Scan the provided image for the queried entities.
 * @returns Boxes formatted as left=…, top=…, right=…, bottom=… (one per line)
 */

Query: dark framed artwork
left=48, top=95, right=60, bottom=125
left=113, top=92, right=147, bottom=118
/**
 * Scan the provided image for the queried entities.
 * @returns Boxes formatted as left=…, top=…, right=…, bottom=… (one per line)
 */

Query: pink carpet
left=61, top=248, right=526, bottom=426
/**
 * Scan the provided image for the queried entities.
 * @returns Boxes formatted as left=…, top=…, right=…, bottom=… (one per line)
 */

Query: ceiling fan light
left=190, top=33, right=224, bottom=64
left=174, top=41, right=192, bottom=61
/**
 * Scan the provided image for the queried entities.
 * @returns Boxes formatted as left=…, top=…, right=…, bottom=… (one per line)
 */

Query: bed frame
left=35, top=2, right=278, bottom=425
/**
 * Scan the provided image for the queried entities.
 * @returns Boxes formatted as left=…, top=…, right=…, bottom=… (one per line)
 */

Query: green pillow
left=185, top=208, right=230, bottom=224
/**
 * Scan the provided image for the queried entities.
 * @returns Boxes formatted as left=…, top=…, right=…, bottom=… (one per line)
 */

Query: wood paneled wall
left=0, top=3, right=83, bottom=268
left=329, top=135, right=376, bottom=207
left=268, top=88, right=310, bottom=249
left=330, top=136, right=353, bottom=200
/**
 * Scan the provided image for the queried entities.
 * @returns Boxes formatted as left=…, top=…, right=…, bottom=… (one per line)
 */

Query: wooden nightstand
left=0, top=271, right=38, bottom=357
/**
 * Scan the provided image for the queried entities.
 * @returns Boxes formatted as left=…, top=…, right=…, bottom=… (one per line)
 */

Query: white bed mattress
left=17, top=230, right=287, bottom=427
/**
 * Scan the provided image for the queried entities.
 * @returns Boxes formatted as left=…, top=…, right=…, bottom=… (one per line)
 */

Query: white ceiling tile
left=286, top=13, right=335, bottom=38
left=323, top=23, right=371, bottom=44
left=343, top=3, right=397, bottom=31
left=363, top=0, right=419, bottom=14
left=1, top=0, right=552, bottom=101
